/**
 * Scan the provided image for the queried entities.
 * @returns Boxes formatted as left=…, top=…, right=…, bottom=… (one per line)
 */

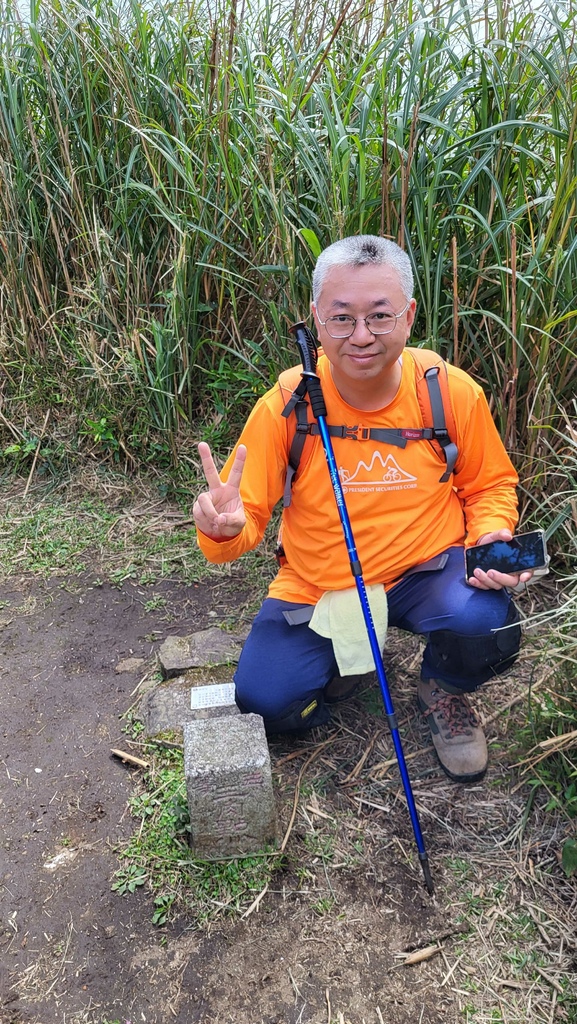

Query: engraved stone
left=141, top=676, right=239, bottom=736
left=158, top=628, right=243, bottom=678
left=184, top=714, right=277, bottom=859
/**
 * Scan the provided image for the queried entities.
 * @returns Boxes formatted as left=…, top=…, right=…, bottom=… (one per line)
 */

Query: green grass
left=0, top=0, right=576, bottom=476
left=111, top=741, right=279, bottom=926
left=0, top=472, right=278, bottom=599
left=0, top=489, right=208, bottom=582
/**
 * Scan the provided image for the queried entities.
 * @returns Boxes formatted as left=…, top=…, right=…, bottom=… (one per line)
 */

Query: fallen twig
left=23, top=409, right=50, bottom=499
left=111, top=748, right=150, bottom=769
left=394, top=944, right=444, bottom=966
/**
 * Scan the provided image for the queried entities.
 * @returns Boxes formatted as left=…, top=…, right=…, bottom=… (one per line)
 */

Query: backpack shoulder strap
left=277, top=351, right=460, bottom=512
left=406, top=348, right=459, bottom=482
left=279, top=366, right=314, bottom=509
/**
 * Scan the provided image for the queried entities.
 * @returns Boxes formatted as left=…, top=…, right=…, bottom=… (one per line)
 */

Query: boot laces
left=426, top=690, right=481, bottom=738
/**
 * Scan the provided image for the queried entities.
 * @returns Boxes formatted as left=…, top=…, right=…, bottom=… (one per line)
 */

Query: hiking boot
left=417, top=679, right=488, bottom=783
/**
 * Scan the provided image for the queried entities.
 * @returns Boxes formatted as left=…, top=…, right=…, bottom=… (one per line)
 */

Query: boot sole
left=431, top=750, right=487, bottom=784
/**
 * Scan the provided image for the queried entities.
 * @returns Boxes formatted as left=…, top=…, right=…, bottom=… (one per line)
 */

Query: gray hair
left=312, top=235, right=414, bottom=304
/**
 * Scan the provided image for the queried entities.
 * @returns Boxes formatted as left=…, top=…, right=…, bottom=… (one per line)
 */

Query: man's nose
left=350, top=318, right=373, bottom=342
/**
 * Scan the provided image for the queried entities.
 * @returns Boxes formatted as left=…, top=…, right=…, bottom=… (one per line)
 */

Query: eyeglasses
left=317, top=302, right=410, bottom=339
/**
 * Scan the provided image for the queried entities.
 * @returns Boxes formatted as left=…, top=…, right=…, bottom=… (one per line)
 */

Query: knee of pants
left=236, top=692, right=330, bottom=735
left=234, top=657, right=326, bottom=722
left=233, top=597, right=337, bottom=718
left=427, top=601, right=521, bottom=690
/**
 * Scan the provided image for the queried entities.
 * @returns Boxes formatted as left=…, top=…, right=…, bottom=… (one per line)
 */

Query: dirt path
left=1, top=575, right=575, bottom=1024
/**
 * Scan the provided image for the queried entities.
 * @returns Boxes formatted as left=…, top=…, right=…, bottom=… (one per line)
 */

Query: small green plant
left=111, top=743, right=278, bottom=924
left=312, top=896, right=335, bottom=916
left=123, top=713, right=145, bottom=740
left=143, top=595, right=167, bottom=613
left=111, top=863, right=148, bottom=895
left=3, top=433, right=38, bottom=465
left=82, top=417, right=120, bottom=459
left=561, top=838, right=577, bottom=877
left=152, top=893, right=176, bottom=926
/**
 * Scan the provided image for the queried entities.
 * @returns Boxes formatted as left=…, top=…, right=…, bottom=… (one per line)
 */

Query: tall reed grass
left=0, top=0, right=575, bottom=485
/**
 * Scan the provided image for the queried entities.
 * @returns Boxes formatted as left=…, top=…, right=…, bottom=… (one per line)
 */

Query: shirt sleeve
left=196, top=390, right=288, bottom=564
left=453, top=387, right=519, bottom=545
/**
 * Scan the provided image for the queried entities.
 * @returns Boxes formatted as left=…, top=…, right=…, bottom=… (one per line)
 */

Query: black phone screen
left=465, top=531, right=547, bottom=576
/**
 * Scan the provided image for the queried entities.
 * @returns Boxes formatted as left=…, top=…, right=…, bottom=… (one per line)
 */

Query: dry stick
left=240, top=883, right=269, bottom=919
left=514, top=728, right=577, bottom=774
left=279, top=739, right=334, bottom=853
left=516, top=728, right=577, bottom=773
left=0, top=403, right=23, bottom=441
left=452, top=235, right=459, bottom=367
left=292, top=0, right=357, bottom=119
left=111, top=748, right=150, bottom=769
left=23, top=409, right=50, bottom=499
left=535, top=967, right=564, bottom=996
left=366, top=743, right=434, bottom=780
left=505, top=223, right=518, bottom=450
left=483, top=675, right=546, bottom=727
left=44, top=916, right=74, bottom=996
left=537, top=727, right=577, bottom=751
left=340, top=729, right=381, bottom=784
left=396, top=944, right=444, bottom=967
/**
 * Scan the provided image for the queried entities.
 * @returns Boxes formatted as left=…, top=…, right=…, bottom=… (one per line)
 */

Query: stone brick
left=184, top=714, right=277, bottom=859
left=141, top=677, right=239, bottom=736
left=158, top=627, right=243, bottom=679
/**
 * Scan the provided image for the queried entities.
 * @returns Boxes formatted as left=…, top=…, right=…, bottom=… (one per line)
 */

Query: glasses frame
left=317, top=301, right=410, bottom=339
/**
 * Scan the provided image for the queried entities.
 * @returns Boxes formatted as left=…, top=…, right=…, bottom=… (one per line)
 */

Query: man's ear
left=406, top=298, right=417, bottom=332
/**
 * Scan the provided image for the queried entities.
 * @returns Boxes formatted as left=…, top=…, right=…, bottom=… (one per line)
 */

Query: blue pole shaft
left=315, top=414, right=434, bottom=893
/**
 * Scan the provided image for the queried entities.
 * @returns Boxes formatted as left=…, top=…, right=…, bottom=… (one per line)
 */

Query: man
left=193, top=235, right=533, bottom=783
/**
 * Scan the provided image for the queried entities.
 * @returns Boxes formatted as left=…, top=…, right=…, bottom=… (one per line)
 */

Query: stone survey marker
left=184, top=714, right=277, bottom=859
left=142, top=627, right=277, bottom=858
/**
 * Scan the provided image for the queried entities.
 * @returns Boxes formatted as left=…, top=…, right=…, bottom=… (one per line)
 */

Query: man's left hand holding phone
left=466, top=528, right=534, bottom=592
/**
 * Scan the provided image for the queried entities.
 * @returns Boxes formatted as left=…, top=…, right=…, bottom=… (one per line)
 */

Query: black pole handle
left=289, top=321, right=327, bottom=419
left=289, top=321, right=318, bottom=373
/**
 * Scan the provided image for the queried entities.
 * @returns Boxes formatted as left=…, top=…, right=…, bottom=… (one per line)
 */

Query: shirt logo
left=340, top=451, right=417, bottom=493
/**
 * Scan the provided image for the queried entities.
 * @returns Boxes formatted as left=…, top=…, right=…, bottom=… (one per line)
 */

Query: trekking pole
left=289, top=321, right=434, bottom=895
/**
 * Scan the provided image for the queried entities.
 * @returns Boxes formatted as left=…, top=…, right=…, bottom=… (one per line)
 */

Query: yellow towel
left=309, top=585, right=388, bottom=676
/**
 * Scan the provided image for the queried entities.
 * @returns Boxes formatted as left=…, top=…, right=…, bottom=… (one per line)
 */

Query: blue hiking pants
left=234, top=546, right=520, bottom=732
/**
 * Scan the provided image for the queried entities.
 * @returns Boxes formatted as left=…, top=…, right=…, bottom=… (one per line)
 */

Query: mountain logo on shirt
left=339, top=451, right=417, bottom=493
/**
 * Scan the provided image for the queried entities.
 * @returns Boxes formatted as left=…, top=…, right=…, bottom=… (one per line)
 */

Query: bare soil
left=1, top=572, right=576, bottom=1024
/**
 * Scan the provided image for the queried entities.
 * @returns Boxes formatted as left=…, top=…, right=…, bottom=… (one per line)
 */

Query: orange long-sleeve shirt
left=198, top=349, right=519, bottom=604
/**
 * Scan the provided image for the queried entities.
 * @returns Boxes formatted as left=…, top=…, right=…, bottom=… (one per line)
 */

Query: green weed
left=0, top=0, right=576, bottom=482
left=143, top=595, right=167, bottom=613
left=111, top=742, right=278, bottom=925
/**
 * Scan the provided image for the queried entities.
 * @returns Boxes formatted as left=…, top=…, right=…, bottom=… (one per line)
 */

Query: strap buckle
left=342, top=425, right=370, bottom=440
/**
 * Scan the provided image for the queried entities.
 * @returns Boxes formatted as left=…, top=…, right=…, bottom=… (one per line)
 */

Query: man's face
left=311, top=263, right=416, bottom=390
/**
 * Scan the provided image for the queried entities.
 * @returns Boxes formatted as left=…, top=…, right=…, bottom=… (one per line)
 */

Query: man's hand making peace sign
left=192, top=442, right=247, bottom=539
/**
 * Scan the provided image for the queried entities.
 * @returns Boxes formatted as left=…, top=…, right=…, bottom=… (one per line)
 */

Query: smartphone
left=465, top=530, right=548, bottom=577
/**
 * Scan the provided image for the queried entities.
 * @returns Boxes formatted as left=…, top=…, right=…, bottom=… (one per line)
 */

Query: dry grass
left=266, top=628, right=577, bottom=1023
left=1, top=471, right=574, bottom=1022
